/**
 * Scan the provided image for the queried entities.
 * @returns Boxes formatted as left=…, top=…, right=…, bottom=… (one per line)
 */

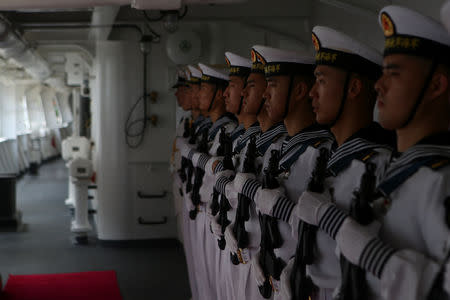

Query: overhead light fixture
left=139, top=35, right=153, bottom=54
left=143, top=6, right=188, bottom=34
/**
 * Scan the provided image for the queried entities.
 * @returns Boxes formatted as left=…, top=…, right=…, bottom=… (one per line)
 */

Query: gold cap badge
left=381, top=12, right=395, bottom=37
left=225, top=56, right=231, bottom=67
left=312, top=32, right=320, bottom=52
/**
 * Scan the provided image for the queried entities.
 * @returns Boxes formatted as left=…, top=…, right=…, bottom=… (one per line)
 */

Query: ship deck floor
left=0, top=159, right=191, bottom=300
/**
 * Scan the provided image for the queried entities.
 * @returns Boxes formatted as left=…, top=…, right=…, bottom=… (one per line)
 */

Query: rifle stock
left=336, top=162, right=376, bottom=300
left=189, top=129, right=209, bottom=220
left=231, top=136, right=257, bottom=265
left=290, top=147, right=329, bottom=300
left=182, top=117, right=190, bottom=138
left=217, top=128, right=234, bottom=250
left=258, top=150, right=285, bottom=298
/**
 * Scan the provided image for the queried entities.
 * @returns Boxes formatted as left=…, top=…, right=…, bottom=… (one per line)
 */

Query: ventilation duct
left=0, top=21, right=51, bottom=80
left=0, top=0, right=248, bottom=10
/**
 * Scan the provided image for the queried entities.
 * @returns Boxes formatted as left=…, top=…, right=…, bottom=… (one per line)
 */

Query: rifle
left=186, top=128, right=206, bottom=193
left=182, top=117, right=190, bottom=138
left=189, top=129, right=209, bottom=220
left=209, top=128, right=230, bottom=220
left=188, top=118, right=198, bottom=144
left=231, top=136, right=257, bottom=265
left=216, top=128, right=235, bottom=250
left=426, top=196, right=450, bottom=300
left=178, top=119, right=194, bottom=183
left=258, top=149, right=285, bottom=299
left=336, top=162, right=376, bottom=300
left=178, top=157, right=188, bottom=183
left=290, top=147, right=329, bottom=300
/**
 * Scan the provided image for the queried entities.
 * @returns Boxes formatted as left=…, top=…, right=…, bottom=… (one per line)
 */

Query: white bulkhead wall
left=91, top=13, right=314, bottom=240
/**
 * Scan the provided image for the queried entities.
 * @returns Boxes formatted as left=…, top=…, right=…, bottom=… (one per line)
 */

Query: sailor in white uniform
left=214, top=47, right=267, bottom=300
left=227, top=45, right=330, bottom=300
left=229, top=45, right=320, bottom=299
left=217, top=45, right=287, bottom=300
left=202, top=52, right=251, bottom=300
left=283, top=26, right=396, bottom=300
left=296, top=6, right=450, bottom=300
left=182, top=63, right=237, bottom=300
left=173, top=68, right=192, bottom=138
left=175, top=65, right=205, bottom=300
left=231, top=45, right=336, bottom=300
left=172, top=67, right=191, bottom=236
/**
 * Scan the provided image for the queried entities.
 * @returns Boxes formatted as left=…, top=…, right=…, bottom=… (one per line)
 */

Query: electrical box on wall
left=65, top=53, right=89, bottom=87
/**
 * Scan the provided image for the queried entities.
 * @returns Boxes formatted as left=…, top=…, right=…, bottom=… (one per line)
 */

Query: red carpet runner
left=0, top=270, right=122, bottom=300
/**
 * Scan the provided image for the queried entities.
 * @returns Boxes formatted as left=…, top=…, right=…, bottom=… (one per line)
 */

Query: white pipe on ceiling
left=0, top=25, right=51, bottom=80
left=88, top=6, right=120, bottom=41
left=131, top=0, right=182, bottom=10
left=0, top=0, right=128, bottom=10
left=0, top=0, right=247, bottom=10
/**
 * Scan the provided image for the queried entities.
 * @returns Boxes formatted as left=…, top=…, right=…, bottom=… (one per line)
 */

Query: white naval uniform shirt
left=235, top=122, right=288, bottom=251
left=199, top=119, right=238, bottom=205
left=364, top=133, right=450, bottom=300
left=309, top=123, right=395, bottom=291
left=272, top=127, right=334, bottom=269
left=223, top=124, right=261, bottom=234
left=175, top=110, right=192, bottom=138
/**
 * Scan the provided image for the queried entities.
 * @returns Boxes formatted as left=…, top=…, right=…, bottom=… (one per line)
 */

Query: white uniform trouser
left=221, top=249, right=237, bottom=300
left=273, top=221, right=297, bottom=300
left=240, top=247, right=271, bottom=299
left=315, top=288, right=334, bottom=300
left=202, top=211, right=220, bottom=299
left=220, top=205, right=238, bottom=300
left=181, top=189, right=199, bottom=300
left=243, top=203, right=268, bottom=299
left=193, top=209, right=214, bottom=300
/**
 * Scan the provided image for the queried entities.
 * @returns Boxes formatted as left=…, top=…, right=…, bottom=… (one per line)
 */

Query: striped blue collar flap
left=327, top=138, right=392, bottom=176
left=230, top=124, right=246, bottom=142
left=208, top=114, right=236, bottom=141
left=279, top=129, right=333, bottom=171
left=192, top=115, right=205, bottom=128
left=233, top=124, right=261, bottom=154
left=378, top=144, right=450, bottom=196
left=378, top=155, right=450, bottom=197
left=195, top=117, right=212, bottom=135
left=256, top=122, right=287, bottom=156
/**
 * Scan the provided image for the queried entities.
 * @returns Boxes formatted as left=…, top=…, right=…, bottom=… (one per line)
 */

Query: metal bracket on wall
left=137, top=190, right=167, bottom=199
left=138, top=216, right=168, bottom=225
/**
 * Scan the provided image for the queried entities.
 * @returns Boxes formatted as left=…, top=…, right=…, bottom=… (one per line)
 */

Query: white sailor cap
left=250, top=47, right=265, bottom=74
left=187, top=65, right=202, bottom=84
left=172, top=68, right=188, bottom=88
left=312, top=26, right=382, bottom=80
left=442, top=1, right=450, bottom=33
left=379, top=5, right=450, bottom=66
left=252, top=45, right=315, bottom=77
left=225, top=52, right=252, bottom=77
left=198, top=63, right=229, bottom=85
